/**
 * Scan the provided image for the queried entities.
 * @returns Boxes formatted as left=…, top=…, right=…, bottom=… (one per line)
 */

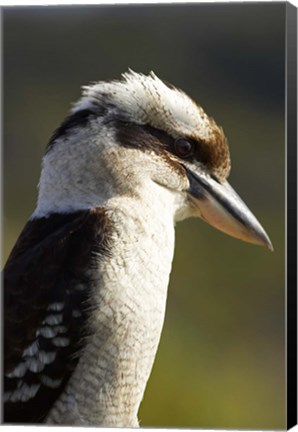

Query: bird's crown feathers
left=72, top=70, right=217, bottom=143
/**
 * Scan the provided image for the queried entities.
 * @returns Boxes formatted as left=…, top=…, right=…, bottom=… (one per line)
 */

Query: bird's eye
left=174, top=138, right=195, bottom=159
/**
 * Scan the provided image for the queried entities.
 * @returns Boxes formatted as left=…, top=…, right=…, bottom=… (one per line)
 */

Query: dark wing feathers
left=3, top=209, right=111, bottom=423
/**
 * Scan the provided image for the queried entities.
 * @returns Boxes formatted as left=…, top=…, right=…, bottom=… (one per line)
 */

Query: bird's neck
left=47, top=192, right=177, bottom=426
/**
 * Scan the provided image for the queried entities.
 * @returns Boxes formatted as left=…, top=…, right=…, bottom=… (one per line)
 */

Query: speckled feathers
left=73, top=70, right=231, bottom=181
left=4, top=72, right=236, bottom=426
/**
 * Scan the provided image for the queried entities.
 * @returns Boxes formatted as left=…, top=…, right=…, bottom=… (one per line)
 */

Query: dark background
left=3, top=3, right=285, bottom=428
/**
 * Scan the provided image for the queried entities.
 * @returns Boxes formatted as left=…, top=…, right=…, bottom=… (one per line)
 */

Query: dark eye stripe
left=116, top=121, right=200, bottom=164
left=46, top=107, right=105, bottom=152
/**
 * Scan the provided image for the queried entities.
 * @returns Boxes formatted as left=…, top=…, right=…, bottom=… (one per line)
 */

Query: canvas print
left=2, top=2, right=297, bottom=429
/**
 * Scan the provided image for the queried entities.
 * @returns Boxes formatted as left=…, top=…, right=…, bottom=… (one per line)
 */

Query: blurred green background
left=2, top=3, right=285, bottom=429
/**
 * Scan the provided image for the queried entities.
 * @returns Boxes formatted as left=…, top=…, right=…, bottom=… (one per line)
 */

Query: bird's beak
left=186, top=167, right=273, bottom=250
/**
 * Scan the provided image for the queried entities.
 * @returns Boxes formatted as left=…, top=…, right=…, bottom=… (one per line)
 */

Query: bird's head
left=36, top=70, right=272, bottom=250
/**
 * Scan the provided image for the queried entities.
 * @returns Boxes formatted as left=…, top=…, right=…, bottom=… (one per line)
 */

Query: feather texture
left=4, top=209, right=112, bottom=423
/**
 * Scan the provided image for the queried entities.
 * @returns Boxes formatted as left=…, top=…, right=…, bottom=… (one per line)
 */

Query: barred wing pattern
left=4, top=209, right=111, bottom=423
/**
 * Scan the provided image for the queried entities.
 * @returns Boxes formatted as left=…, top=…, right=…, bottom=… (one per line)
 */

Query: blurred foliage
left=2, top=3, right=286, bottom=429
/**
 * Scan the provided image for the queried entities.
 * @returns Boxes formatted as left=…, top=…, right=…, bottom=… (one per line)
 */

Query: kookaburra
left=3, top=71, right=272, bottom=426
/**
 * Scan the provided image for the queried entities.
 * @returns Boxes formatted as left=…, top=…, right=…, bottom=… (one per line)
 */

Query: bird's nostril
left=210, top=174, right=220, bottom=183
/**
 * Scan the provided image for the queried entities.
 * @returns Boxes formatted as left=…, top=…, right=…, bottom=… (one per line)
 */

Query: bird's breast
left=47, top=197, right=176, bottom=426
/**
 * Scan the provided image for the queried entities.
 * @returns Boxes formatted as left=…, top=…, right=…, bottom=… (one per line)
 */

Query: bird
left=3, top=70, right=273, bottom=426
